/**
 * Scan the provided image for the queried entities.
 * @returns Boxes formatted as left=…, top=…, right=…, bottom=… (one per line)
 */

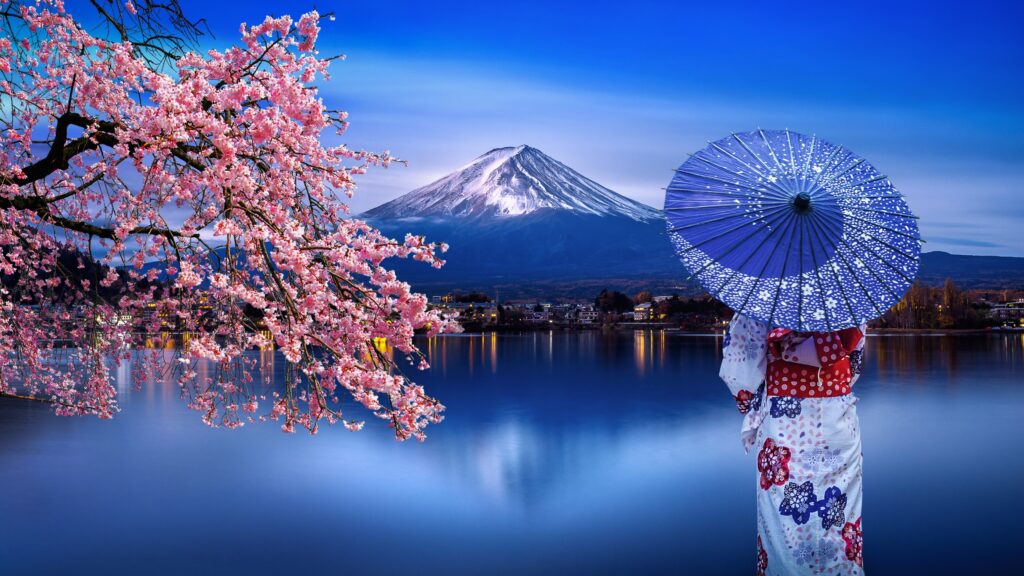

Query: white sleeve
left=719, top=313, right=768, bottom=399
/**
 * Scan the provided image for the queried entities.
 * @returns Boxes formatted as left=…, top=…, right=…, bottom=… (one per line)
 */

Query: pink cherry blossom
left=0, top=0, right=459, bottom=440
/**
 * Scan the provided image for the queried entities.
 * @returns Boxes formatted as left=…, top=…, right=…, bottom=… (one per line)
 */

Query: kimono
left=720, top=314, right=866, bottom=575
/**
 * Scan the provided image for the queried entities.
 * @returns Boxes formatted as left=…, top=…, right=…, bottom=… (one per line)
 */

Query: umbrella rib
left=816, top=157, right=866, bottom=189
left=732, top=133, right=777, bottom=176
left=664, top=185, right=761, bottom=200
left=837, top=216, right=923, bottom=259
left=676, top=207, right=794, bottom=282
left=801, top=213, right=834, bottom=332
left=735, top=211, right=800, bottom=315
left=850, top=194, right=905, bottom=200
left=668, top=210, right=762, bottom=232
left=843, top=233, right=918, bottom=286
left=801, top=134, right=817, bottom=192
left=767, top=211, right=800, bottom=329
left=785, top=130, right=799, bottom=192
left=771, top=129, right=801, bottom=198
left=758, top=129, right=786, bottom=173
left=838, top=237, right=905, bottom=303
left=759, top=129, right=797, bottom=196
left=706, top=144, right=794, bottom=201
left=827, top=237, right=888, bottom=319
left=805, top=211, right=860, bottom=326
left=847, top=225, right=920, bottom=263
left=786, top=130, right=797, bottom=171
left=708, top=205, right=799, bottom=297
left=665, top=198, right=747, bottom=204
left=796, top=213, right=805, bottom=331
left=807, top=146, right=846, bottom=191
left=674, top=168, right=781, bottom=196
left=680, top=250, right=722, bottom=282
left=687, top=154, right=790, bottom=202
left=667, top=182, right=793, bottom=210
left=844, top=212, right=923, bottom=243
left=840, top=205, right=920, bottom=219
left=813, top=203, right=922, bottom=243
left=846, top=174, right=889, bottom=189
left=675, top=204, right=793, bottom=252
left=683, top=209, right=791, bottom=284
left=664, top=203, right=752, bottom=212
left=709, top=142, right=774, bottom=183
left=782, top=131, right=805, bottom=190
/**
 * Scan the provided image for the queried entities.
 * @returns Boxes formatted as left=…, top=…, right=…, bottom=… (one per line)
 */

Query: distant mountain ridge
left=363, top=146, right=685, bottom=297
left=917, top=251, right=1024, bottom=289
left=360, top=146, right=1023, bottom=298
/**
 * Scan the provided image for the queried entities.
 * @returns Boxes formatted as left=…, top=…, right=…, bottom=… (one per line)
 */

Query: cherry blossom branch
left=0, top=0, right=459, bottom=439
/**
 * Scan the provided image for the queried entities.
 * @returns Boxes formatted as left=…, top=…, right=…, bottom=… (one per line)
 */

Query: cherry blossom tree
left=0, top=0, right=458, bottom=439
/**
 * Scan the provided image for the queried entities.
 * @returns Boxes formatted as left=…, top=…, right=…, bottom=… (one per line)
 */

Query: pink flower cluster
left=0, top=1, right=460, bottom=440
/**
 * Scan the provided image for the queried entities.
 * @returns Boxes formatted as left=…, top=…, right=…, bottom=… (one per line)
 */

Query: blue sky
left=175, top=0, right=1023, bottom=255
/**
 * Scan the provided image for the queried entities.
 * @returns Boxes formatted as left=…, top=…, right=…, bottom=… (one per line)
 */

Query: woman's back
left=721, top=314, right=866, bottom=575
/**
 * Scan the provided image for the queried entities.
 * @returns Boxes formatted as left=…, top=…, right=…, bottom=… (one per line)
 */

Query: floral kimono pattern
left=721, top=314, right=866, bottom=575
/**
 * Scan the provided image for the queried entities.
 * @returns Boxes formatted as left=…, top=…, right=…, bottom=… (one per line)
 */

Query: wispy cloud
left=927, top=237, right=1004, bottom=249
left=170, top=0, right=1024, bottom=257
left=318, top=52, right=1023, bottom=257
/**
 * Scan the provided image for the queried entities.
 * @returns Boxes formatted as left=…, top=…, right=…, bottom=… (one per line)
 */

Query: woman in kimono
left=720, top=313, right=866, bottom=575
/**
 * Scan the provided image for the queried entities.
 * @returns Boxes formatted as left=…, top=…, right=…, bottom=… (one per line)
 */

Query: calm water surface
left=1, top=332, right=1022, bottom=575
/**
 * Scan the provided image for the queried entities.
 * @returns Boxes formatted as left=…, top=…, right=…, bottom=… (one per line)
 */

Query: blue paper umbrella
left=665, top=129, right=921, bottom=331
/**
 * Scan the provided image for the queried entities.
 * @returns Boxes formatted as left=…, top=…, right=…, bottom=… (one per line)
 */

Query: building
left=990, top=299, right=1024, bottom=326
left=633, top=302, right=654, bottom=321
left=525, top=310, right=551, bottom=324
left=464, top=304, right=499, bottom=325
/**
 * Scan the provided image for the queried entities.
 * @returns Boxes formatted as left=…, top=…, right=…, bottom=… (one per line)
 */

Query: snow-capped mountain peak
left=363, top=145, right=661, bottom=221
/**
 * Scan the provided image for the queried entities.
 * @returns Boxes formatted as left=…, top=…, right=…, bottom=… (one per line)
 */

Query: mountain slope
left=363, top=145, right=686, bottom=296
left=364, top=145, right=661, bottom=222
left=918, top=252, right=1024, bottom=289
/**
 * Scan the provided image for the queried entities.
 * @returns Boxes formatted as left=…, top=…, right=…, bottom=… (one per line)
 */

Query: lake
left=1, top=331, right=1022, bottom=575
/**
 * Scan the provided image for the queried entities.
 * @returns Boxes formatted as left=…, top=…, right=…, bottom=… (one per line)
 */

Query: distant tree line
left=592, top=289, right=729, bottom=329
left=597, top=278, right=999, bottom=331
left=453, top=279, right=999, bottom=332
left=451, top=292, right=491, bottom=303
left=872, top=279, right=995, bottom=330
left=594, top=289, right=634, bottom=313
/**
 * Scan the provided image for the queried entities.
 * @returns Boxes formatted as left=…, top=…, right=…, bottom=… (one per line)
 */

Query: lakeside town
left=432, top=280, right=1024, bottom=333
left=25, top=276, right=1024, bottom=343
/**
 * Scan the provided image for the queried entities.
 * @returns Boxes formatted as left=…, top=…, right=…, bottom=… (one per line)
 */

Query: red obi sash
left=765, top=327, right=862, bottom=398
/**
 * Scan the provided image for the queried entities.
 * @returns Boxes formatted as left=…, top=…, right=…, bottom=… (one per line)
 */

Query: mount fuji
left=365, top=145, right=661, bottom=222
left=363, top=145, right=689, bottom=297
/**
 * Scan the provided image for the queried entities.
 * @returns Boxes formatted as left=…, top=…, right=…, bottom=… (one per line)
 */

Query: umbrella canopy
left=665, top=129, right=920, bottom=332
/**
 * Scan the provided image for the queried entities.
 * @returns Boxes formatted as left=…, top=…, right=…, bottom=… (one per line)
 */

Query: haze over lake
left=1, top=332, right=1021, bottom=575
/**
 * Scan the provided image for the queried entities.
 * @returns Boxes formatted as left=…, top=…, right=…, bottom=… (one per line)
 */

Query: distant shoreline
left=870, top=327, right=1016, bottom=335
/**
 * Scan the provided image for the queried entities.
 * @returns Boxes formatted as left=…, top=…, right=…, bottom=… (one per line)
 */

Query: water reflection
left=635, top=330, right=649, bottom=374
left=872, top=333, right=1024, bottom=384
left=0, top=332, right=1021, bottom=575
left=409, top=332, right=1024, bottom=512
left=464, top=332, right=500, bottom=376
